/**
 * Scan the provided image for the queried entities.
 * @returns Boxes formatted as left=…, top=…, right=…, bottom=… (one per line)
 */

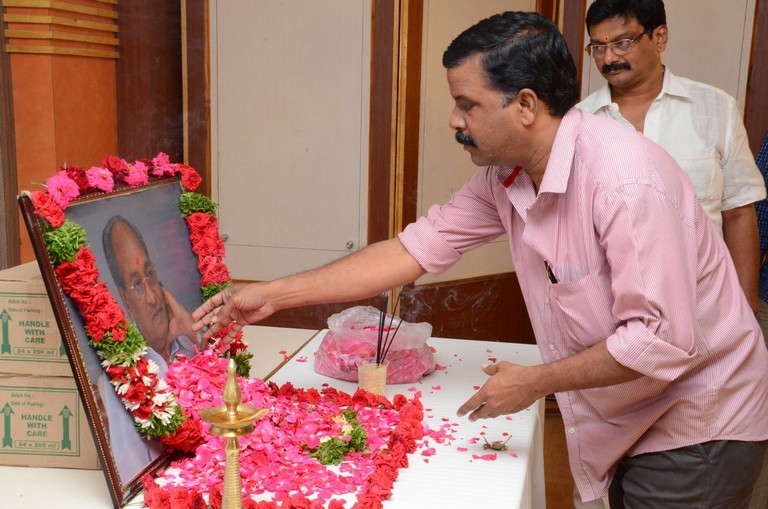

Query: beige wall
left=210, top=0, right=371, bottom=282
left=416, top=1, right=535, bottom=285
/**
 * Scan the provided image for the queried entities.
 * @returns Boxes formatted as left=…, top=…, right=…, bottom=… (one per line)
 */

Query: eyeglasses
left=585, top=31, right=649, bottom=58
left=124, top=264, right=160, bottom=299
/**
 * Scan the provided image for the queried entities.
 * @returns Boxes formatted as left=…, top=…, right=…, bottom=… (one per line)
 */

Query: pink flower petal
left=471, top=453, right=498, bottom=461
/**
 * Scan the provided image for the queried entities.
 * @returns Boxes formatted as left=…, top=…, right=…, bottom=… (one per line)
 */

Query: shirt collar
left=659, top=67, right=690, bottom=100
left=498, top=165, right=523, bottom=187
left=539, top=108, right=580, bottom=194
left=582, top=66, right=690, bottom=112
left=494, top=108, right=580, bottom=193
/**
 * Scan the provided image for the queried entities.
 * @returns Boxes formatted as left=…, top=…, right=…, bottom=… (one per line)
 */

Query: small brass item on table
left=200, top=358, right=269, bottom=509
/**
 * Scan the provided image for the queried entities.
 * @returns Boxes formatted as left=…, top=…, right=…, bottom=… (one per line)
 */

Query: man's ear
left=654, top=24, right=668, bottom=53
left=516, top=88, right=539, bottom=126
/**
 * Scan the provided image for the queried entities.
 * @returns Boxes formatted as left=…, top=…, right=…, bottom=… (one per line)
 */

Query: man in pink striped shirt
left=195, top=11, right=768, bottom=507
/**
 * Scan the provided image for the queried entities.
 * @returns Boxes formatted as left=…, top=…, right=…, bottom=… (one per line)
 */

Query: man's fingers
left=467, top=403, right=489, bottom=422
left=192, top=293, right=222, bottom=321
left=457, top=389, right=485, bottom=418
left=482, top=363, right=499, bottom=375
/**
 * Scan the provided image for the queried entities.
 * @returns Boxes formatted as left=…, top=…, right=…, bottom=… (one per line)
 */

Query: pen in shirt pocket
left=544, top=260, right=558, bottom=284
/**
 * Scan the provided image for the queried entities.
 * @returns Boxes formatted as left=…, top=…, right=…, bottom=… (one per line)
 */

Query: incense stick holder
left=358, top=360, right=388, bottom=396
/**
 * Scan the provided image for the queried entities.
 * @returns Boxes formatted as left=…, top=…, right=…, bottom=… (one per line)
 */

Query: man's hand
left=192, top=282, right=275, bottom=344
left=163, top=288, right=198, bottom=348
left=457, top=361, right=543, bottom=421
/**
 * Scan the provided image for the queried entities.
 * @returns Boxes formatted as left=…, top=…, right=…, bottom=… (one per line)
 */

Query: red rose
left=186, top=212, right=218, bottom=236
left=176, top=163, right=203, bottom=191
left=208, top=488, right=222, bottom=509
left=142, top=481, right=171, bottom=509
left=30, top=191, right=65, bottom=228
left=134, top=399, right=155, bottom=420
left=169, top=485, right=206, bottom=508
left=160, top=414, right=204, bottom=453
left=190, top=233, right=225, bottom=260
left=105, top=365, right=128, bottom=384
left=352, top=494, right=383, bottom=509
left=199, top=258, right=231, bottom=286
left=122, top=380, right=148, bottom=404
left=63, top=166, right=90, bottom=191
left=101, top=155, right=130, bottom=180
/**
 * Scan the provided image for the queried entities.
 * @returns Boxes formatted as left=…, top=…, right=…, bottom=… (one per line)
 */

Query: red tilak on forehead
left=135, top=257, right=139, bottom=266
left=603, top=36, right=610, bottom=42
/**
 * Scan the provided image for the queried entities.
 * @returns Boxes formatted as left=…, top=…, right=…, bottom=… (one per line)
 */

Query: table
left=269, top=331, right=546, bottom=509
left=0, top=327, right=545, bottom=508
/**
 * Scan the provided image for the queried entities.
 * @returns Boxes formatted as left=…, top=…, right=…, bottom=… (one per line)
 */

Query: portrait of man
left=102, top=215, right=200, bottom=373
left=48, top=181, right=205, bottom=486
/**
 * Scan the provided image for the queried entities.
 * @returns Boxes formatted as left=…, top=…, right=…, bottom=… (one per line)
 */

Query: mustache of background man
left=602, top=62, right=631, bottom=74
left=455, top=131, right=477, bottom=148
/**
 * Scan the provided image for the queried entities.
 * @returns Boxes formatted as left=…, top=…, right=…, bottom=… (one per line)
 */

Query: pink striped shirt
left=398, top=108, right=768, bottom=501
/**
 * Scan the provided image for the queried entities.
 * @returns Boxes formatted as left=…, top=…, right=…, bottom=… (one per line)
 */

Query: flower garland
left=141, top=351, right=425, bottom=509
left=29, top=153, right=249, bottom=447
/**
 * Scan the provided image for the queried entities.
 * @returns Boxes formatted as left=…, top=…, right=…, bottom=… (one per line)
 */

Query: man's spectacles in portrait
left=125, top=264, right=160, bottom=299
left=584, top=31, right=650, bottom=58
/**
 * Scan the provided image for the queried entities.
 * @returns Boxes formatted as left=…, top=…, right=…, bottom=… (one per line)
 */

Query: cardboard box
left=0, top=263, right=100, bottom=470
left=0, top=262, right=71, bottom=377
left=0, top=374, right=99, bottom=469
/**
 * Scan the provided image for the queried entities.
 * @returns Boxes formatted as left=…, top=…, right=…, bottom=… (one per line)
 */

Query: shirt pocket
left=666, top=147, right=721, bottom=204
left=549, top=272, right=617, bottom=348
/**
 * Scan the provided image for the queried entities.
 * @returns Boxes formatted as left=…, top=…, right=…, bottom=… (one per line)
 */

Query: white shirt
left=577, top=67, right=765, bottom=232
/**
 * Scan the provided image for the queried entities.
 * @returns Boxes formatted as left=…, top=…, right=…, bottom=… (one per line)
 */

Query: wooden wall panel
left=5, top=0, right=118, bottom=262
left=116, top=0, right=182, bottom=162
left=0, top=18, right=19, bottom=269
left=746, top=0, right=768, bottom=152
left=182, top=0, right=210, bottom=194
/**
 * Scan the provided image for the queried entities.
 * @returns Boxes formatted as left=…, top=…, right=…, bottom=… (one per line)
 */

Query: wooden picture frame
left=18, top=176, right=205, bottom=507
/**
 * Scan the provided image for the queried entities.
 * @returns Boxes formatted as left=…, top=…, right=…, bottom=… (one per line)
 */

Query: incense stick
left=376, top=293, right=388, bottom=365
left=380, top=290, right=402, bottom=365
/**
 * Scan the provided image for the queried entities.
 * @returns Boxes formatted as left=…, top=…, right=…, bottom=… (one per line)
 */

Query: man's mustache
left=602, top=62, right=631, bottom=74
left=455, top=131, right=477, bottom=148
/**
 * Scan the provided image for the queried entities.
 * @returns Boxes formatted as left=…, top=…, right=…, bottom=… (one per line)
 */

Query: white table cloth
left=0, top=328, right=545, bottom=508
left=268, top=330, right=546, bottom=509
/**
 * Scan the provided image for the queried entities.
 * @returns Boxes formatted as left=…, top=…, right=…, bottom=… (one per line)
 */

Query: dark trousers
left=609, top=440, right=768, bottom=508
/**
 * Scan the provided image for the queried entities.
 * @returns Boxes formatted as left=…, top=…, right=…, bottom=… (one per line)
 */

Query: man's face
left=587, top=15, right=666, bottom=91
left=447, top=55, right=520, bottom=168
left=111, top=222, right=170, bottom=351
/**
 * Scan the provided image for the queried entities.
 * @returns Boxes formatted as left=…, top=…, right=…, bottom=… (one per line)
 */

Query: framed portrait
left=18, top=176, right=209, bottom=507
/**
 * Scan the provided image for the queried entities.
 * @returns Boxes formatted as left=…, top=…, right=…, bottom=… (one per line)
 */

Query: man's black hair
left=442, top=11, right=579, bottom=117
left=585, top=0, right=666, bottom=34
left=102, top=215, right=150, bottom=289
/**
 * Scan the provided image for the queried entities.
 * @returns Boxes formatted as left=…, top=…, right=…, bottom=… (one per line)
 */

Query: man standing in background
left=578, top=0, right=766, bottom=313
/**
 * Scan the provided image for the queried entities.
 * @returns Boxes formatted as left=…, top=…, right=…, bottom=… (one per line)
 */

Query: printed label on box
left=0, top=291, right=67, bottom=365
left=0, top=385, right=85, bottom=457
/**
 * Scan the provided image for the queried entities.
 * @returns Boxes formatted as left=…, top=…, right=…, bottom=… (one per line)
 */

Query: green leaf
left=139, top=404, right=187, bottom=439
left=90, top=324, right=147, bottom=365
left=309, top=438, right=348, bottom=466
left=43, top=221, right=87, bottom=265
left=179, top=192, right=218, bottom=217
left=202, top=281, right=232, bottom=302
left=348, top=423, right=368, bottom=453
left=232, top=352, right=254, bottom=377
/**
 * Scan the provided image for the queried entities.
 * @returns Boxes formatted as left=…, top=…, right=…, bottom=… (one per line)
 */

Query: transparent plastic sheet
left=314, top=306, right=435, bottom=383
